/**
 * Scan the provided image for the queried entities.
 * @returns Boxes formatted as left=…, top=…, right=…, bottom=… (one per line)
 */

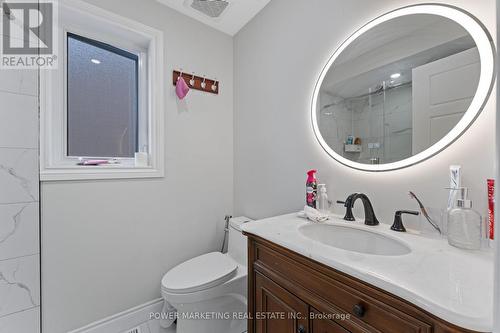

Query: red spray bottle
left=306, top=170, right=318, bottom=208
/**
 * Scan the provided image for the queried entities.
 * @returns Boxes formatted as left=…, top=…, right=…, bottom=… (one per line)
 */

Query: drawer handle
left=353, top=303, right=366, bottom=318
left=297, top=325, right=306, bottom=333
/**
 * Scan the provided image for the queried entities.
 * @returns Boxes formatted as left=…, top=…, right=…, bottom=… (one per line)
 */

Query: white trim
left=67, top=298, right=163, bottom=333
left=40, top=0, right=165, bottom=181
left=311, top=4, right=496, bottom=172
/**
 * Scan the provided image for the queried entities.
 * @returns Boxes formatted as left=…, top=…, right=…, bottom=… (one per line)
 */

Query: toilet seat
left=162, top=252, right=238, bottom=294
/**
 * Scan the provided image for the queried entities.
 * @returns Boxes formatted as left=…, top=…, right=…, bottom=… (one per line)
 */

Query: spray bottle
left=306, top=170, right=318, bottom=208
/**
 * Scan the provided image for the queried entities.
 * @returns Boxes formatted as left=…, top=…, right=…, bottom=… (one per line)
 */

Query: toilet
left=161, top=217, right=252, bottom=333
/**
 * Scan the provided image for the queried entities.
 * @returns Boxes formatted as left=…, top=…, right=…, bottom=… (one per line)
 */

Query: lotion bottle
left=317, top=184, right=329, bottom=214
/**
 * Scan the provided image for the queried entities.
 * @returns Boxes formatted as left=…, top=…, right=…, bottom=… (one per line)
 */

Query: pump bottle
left=447, top=187, right=482, bottom=250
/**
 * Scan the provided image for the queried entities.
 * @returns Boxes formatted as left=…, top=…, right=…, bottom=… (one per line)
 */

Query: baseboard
left=67, top=298, right=164, bottom=333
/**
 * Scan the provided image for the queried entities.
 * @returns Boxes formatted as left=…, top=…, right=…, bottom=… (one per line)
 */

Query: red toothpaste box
left=487, top=179, right=495, bottom=240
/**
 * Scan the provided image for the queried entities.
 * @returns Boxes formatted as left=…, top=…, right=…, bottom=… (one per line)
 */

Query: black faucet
left=337, top=193, right=380, bottom=226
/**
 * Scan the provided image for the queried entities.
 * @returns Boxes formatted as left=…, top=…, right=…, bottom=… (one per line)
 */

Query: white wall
left=234, top=0, right=496, bottom=227
left=0, top=31, right=40, bottom=333
left=41, top=1, right=234, bottom=332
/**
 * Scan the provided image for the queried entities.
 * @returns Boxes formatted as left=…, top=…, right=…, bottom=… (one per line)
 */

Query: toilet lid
left=161, top=252, right=238, bottom=294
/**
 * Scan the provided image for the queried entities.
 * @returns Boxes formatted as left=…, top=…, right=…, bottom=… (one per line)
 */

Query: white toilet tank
left=227, top=216, right=253, bottom=267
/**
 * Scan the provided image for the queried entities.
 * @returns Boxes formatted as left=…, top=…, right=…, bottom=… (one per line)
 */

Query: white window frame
left=40, top=0, right=164, bottom=181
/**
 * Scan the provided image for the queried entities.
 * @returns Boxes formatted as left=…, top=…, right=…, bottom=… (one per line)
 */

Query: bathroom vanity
left=242, top=214, right=493, bottom=333
left=241, top=3, right=496, bottom=333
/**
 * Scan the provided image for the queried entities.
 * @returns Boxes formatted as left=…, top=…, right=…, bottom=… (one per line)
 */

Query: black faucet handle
left=337, top=199, right=355, bottom=221
left=391, top=210, right=419, bottom=232
left=337, top=194, right=359, bottom=222
left=398, top=210, right=420, bottom=216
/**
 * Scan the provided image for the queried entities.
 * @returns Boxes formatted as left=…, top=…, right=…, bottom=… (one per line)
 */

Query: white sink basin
left=299, top=224, right=411, bottom=256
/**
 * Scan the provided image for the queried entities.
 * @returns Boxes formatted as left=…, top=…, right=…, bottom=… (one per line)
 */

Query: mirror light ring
left=311, top=4, right=496, bottom=172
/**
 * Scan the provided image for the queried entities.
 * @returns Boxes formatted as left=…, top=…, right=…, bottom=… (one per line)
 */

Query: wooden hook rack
left=173, top=70, right=219, bottom=95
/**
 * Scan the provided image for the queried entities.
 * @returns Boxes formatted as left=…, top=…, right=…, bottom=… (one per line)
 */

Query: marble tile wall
left=0, top=68, right=40, bottom=332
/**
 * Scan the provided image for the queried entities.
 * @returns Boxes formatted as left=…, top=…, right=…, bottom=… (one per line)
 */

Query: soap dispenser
left=447, top=187, right=482, bottom=250
left=317, top=184, right=329, bottom=214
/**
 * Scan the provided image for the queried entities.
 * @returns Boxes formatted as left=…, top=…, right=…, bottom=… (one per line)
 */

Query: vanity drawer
left=310, top=308, right=351, bottom=333
left=252, top=239, right=433, bottom=333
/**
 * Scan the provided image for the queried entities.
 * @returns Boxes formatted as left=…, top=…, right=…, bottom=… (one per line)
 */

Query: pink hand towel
left=176, top=76, right=190, bottom=99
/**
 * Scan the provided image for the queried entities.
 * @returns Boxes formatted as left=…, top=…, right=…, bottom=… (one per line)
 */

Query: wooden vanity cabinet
left=246, top=234, right=484, bottom=333
left=255, top=272, right=309, bottom=333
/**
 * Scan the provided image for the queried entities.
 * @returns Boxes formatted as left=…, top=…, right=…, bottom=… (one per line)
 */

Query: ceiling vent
left=189, top=0, right=230, bottom=18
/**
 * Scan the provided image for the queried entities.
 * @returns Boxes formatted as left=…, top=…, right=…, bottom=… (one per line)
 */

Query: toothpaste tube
left=448, top=165, right=461, bottom=209
left=487, top=179, right=495, bottom=240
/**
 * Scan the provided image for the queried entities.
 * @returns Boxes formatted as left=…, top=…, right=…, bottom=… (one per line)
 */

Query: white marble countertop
left=241, top=213, right=494, bottom=332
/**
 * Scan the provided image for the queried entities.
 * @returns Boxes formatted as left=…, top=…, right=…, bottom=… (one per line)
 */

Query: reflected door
left=412, top=47, right=480, bottom=154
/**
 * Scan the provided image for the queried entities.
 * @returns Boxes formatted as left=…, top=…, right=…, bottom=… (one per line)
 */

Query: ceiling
left=156, top=0, right=271, bottom=36
left=321, top=14, right=473, bottom=98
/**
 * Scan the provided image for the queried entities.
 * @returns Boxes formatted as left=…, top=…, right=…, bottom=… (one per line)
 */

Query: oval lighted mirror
left=312, top=5, right=495, bottom=171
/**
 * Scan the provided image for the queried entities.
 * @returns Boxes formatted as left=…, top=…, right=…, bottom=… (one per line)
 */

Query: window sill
left=40, top=165, right=164, bottom=181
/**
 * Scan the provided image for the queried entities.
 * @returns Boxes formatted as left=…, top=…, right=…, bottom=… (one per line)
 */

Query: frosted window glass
left=67, top=33, right=138, bottom=158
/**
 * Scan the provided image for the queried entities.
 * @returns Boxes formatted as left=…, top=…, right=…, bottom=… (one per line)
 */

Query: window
left=40, top=0, right=164, bottom=181
left=67, top=33, right=139, bottom=158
